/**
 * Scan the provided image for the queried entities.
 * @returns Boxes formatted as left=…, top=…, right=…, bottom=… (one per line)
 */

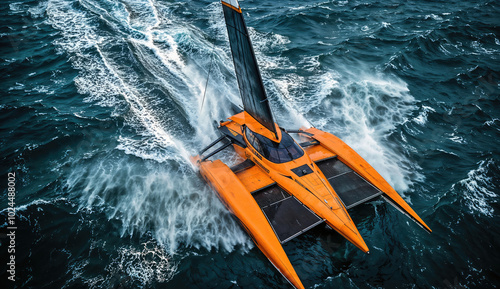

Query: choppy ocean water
left=0, top=0, right=499, bottom=288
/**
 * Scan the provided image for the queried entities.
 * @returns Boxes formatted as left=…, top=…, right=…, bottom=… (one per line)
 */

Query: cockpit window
left=245, top=127, right=304, bottom=163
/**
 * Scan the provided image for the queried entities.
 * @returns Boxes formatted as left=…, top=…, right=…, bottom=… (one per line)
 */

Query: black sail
left=221, top=0, right=276, bottom=134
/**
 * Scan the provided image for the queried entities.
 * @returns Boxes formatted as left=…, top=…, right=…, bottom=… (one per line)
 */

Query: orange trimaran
left=191, top=1, right=431, bottom=288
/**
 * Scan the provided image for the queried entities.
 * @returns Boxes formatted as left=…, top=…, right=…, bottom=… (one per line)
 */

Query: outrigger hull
left=305, top=127, right=431, bottom=233
left=197, top=159, right=305, bottom=289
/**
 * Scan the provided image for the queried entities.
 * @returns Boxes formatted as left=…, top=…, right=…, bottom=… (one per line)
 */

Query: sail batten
left=221, top=0, right=276, bottom=135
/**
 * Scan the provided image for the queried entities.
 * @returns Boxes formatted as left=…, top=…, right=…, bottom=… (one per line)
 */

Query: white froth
left=65, top=157, right=253, bottom=254
left=312, top=69, right=422, bottom=191
left=456, top=160, right=498, bottom=217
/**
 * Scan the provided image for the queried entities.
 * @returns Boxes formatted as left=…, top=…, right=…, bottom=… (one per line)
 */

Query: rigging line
left=200, top=39, right=217, bottom=113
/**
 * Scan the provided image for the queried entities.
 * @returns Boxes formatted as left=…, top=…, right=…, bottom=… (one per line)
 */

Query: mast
left=221, top=0, right=277, bottom=136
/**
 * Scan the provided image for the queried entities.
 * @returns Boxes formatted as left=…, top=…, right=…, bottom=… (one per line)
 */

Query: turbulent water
left=1, top=0, right=499, bottom=288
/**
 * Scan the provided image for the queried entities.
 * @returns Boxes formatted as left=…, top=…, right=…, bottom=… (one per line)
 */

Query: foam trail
left=65, top=156, right=253, bottom=255
left=95, top=44, right=190, bottom=162
left=48, top=0, right=245, bottom=155
left=47, top=0, right=254, bottom=261
left=122, top=0, right=242, bottom=147
left=318, top=70, right=421, bottom=191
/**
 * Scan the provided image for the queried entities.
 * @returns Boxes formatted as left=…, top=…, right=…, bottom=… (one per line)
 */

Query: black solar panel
left=252, top=185, right=323, bottom=243
left=316, top=157, right=383, bottom=209
left=253, top=185, right=287, bottom=207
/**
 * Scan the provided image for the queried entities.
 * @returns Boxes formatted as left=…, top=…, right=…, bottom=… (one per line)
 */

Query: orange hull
left=192, top=112, right=431, bottom=288
left=305, top=127, right=432, bottom=233
left=198, top=159, right=305, bottom=289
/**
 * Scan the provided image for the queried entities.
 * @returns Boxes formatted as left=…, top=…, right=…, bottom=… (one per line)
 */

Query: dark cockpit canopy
left=245, top=126, right=304, bottom=163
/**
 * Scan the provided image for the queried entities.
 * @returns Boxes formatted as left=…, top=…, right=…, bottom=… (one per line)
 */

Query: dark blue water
left=1, top=0, right=499, bottom=288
